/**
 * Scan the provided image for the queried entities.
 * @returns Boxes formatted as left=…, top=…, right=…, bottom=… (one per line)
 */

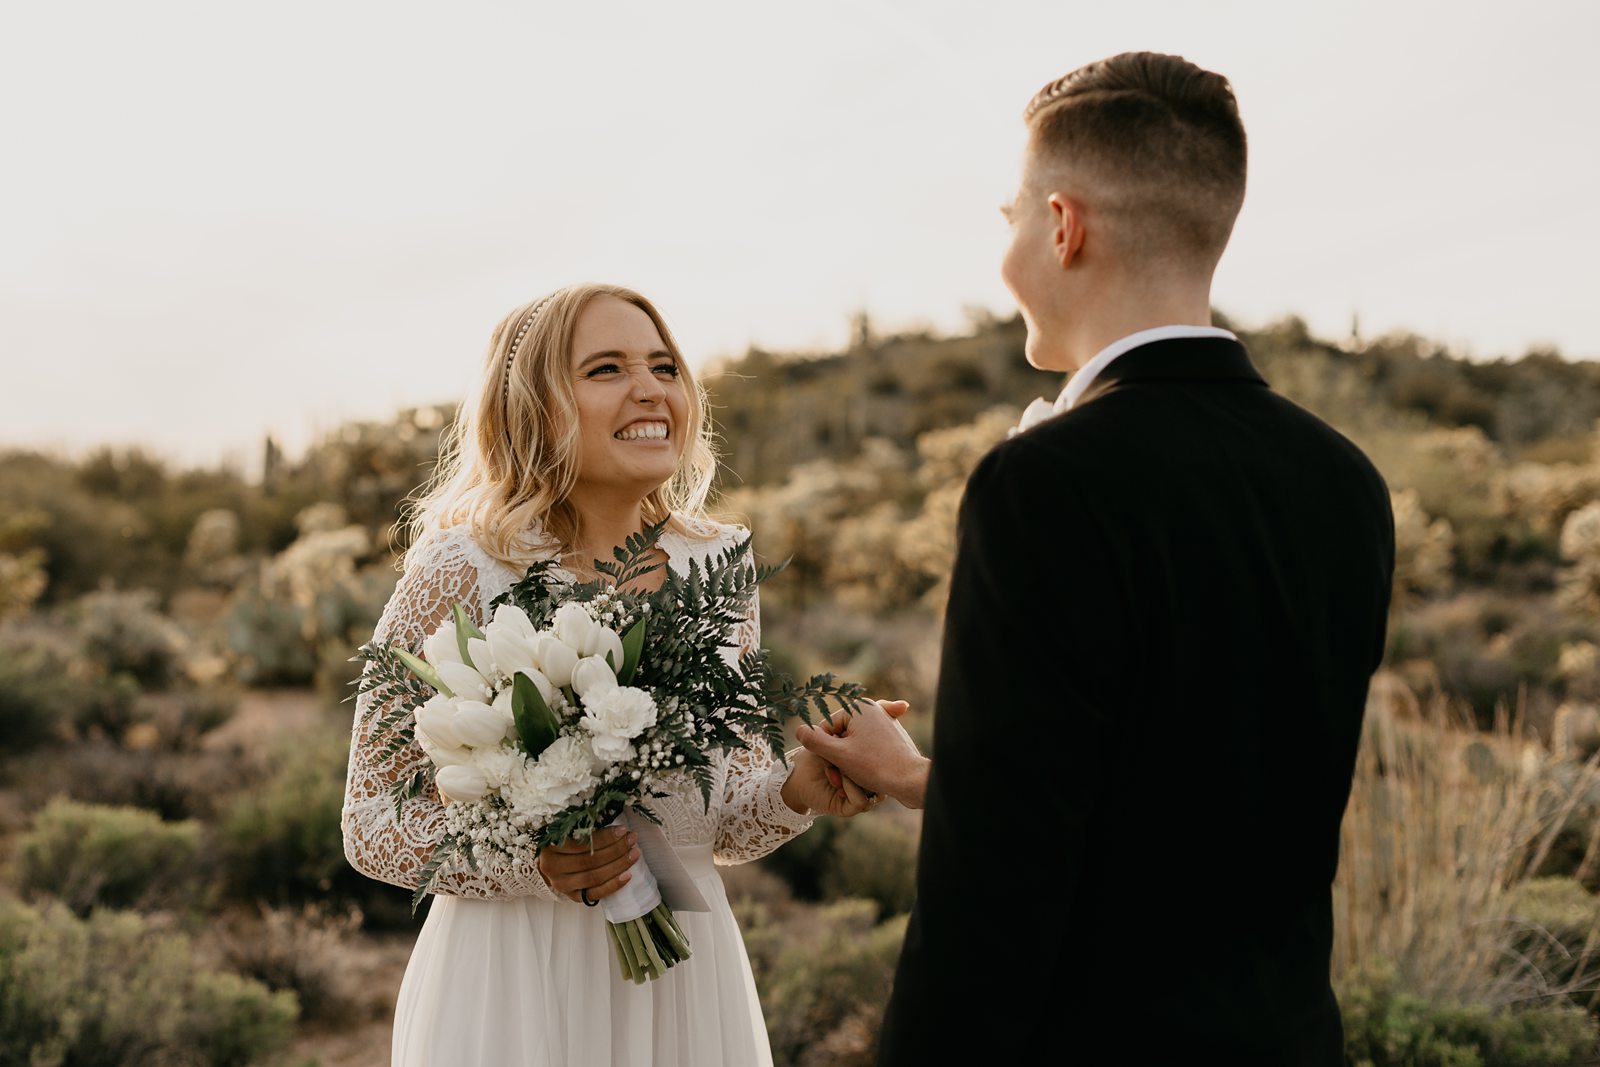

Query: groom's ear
left=1047, top=193, right=1086, bottom=270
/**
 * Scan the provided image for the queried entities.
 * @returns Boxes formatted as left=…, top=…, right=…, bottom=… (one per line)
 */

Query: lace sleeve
left=340, top=530, right=559, bottom=902
left=714, top=582, right=818, bottom=866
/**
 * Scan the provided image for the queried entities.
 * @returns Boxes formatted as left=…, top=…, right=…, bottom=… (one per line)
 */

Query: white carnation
left=581, top=685, right=657, bottom=762
left=529, top=734, right=598, bottom=808
left=471, top=745, right=522, bottom=790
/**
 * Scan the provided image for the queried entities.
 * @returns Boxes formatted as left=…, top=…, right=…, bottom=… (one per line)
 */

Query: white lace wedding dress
left=341, top=517, right=815, bottom=1066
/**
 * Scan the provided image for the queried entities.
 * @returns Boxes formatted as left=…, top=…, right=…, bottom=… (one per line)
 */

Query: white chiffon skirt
left=390, top=844, right=772, bottom=1066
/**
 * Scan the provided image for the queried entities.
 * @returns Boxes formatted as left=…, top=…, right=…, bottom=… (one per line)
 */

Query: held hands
left=796, top=699, right=929, bottom=810
left=781, top=746, right=877, bottom=818
left=537, top=826, right=641, bottom=906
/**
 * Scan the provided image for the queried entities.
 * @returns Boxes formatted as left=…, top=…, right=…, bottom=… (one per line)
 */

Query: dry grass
left=1334, top=672, right=1600, bottom=1010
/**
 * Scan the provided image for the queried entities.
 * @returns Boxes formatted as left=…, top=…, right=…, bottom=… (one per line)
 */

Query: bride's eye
left=652, top=362, right=680, bottom=378
left=586, top=363, right=621, bottom=378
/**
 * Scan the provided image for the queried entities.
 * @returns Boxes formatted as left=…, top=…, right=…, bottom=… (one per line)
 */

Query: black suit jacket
left=877, top=338, right=1395, bottom=1066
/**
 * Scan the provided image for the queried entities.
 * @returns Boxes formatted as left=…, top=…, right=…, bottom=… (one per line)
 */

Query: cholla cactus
left=1558, top=502, right=1600, bottom=613
left=260, top=520, right=371, bottom=643
left=1391, top=488, right=1455, bottom=606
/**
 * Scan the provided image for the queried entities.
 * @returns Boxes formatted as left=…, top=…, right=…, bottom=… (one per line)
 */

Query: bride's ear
left=1048, top=194, right=1086, bottom=270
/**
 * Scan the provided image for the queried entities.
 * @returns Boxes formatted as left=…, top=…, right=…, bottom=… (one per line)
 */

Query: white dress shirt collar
left=1057, top=324, right=1238, bottom=411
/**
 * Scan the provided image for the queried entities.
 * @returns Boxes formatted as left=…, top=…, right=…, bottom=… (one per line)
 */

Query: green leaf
left=452, top=603, right=485, bottom=667
left=618, top=617, right=646, bottom=685
left=513, top=672, right=561, bottom=757
left=393, top=646, right=452, bottom=696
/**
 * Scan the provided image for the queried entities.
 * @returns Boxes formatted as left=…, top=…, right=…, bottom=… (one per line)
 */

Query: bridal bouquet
left=354, top=522, right=862, bottom=982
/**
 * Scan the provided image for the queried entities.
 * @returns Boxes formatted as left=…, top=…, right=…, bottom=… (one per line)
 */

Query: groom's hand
left=818, top=700, right=909, bottom=790
left=797, top=699, right=928, bottom=809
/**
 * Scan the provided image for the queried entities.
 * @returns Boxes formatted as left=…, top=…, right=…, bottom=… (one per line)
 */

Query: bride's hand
left=781, top=747, right=876, bottom=818
left=537, top=826, right=641, bottom=905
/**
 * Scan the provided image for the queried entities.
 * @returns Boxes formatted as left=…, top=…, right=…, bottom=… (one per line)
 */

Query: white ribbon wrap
left=598, top=808, right=710, bottom=923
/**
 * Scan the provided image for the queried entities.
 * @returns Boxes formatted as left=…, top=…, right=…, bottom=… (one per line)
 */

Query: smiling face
left=1000, top=147, right=1083, bottom=372
left=569, top=294, right=689, bottom=501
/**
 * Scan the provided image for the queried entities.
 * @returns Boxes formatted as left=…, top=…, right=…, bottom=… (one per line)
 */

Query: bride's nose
left=630, top=366, right=665, bottom=403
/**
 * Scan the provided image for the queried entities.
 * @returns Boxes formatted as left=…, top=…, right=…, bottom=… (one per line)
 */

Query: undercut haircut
left=1025, top=52, right=1247, bottom=269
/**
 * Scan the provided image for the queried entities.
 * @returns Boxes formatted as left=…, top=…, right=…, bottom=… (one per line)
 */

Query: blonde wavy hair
left=402, top=283, right=718, bottom=573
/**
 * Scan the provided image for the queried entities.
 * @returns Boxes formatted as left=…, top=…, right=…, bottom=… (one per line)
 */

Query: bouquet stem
left=607, top=903, right=691, bottom=983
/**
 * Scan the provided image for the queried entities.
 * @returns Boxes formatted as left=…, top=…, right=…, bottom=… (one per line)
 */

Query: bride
left=341, top=283, right=880, bottom=1065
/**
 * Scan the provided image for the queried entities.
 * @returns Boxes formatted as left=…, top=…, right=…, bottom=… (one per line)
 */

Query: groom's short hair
left=1025, top=52, right=1247, bottom=269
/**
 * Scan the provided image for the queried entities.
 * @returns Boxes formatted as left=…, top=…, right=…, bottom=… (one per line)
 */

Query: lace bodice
left=341, top=515, right=816, bottom=902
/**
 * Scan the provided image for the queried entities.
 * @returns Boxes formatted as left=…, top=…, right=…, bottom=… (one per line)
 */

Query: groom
left=805, top=53, right=1395, bottom=1064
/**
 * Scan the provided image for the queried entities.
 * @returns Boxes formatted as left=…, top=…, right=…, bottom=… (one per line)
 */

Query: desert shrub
left=0, top=894, right=297, bottom=1067
left=822, top=811, right=918, bottom=919
left=0, top=620, right=81, bottom=752
left=66, top=588, right=188, bottom=689
left=13, top=799, right=209, bottom=916
left=14, top=740, right=253, bottom=822
left=205, top=903, right=374, bottom=1026
left=218, top=723, right=411, bottom=925
left=1502, top=877, right=1600, bottom=994
left=225, top=575, right=318, bottom=686
left=134, top=684, right=240, bottom=752
left=756, top=813, right=840, bottom=900
left=757, top=898, right=908, bottom=1067
left=1335, top=688, right=1600, bottom=1025
left=1339, top=960, right=1597, bottom=1067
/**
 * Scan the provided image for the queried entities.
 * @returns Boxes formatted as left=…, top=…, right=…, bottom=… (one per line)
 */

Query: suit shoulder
left=1261, top=392, right=1391, bottom=499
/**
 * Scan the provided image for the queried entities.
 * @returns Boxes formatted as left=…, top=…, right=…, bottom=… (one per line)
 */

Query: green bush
left=1339, top=960, right=1598, bottom=1067
left=757, top=898, right=908, bottom=1067
left=207, top=903, right=375, bottom=1026
left=822, top=811, right=918, bottom=919
left=219, top=723, right=412, bottom=926
left=0, top=894, right=297, bottom=1067
left=225, top=576, right=317, bottom=686
left=756, top=810, right=840, bottom=901
left=0, top=621, right=78, bottom=752
left=16, top=740, right=251, bottom=823
left=136, top=684, right=240, bottom=751
left=67, top=588, right=187, bottom=689
left=14, top=799, right=208, bottom=916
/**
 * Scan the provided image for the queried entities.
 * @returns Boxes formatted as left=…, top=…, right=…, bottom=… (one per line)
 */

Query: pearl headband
left=503, top=293, right=558, bottom=403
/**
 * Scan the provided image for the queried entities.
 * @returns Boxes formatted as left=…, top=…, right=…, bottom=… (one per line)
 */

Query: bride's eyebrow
left=576, top=349, right=674, bottom=369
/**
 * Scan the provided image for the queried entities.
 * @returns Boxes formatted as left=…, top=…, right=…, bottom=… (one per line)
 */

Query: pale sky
left=3, top=0, right=1597, bottom=468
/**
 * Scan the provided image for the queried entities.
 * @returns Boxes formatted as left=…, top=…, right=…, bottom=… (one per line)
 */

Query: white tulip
left=422, top=621, right=462, bottom=667
left=415, top=693, right=464, bottom=749
left=416, top=725, right=472, bottom=768
left=532, top=634, right=579, bottom=688
left=514, top=667, right=557, bottom=707
left=487, top=628, right=538, bottom=679
left=592, top=627, right=626, bottom=671
left=437, top=660, right=492, bottom=701
left=436, top=764, right=489, bottom=803
left=493, top=687, right=519, bottom=742
left=552, top=602, right=599, bottom=651
left=571, top=656, right=619, bottom=698
left=466, top=637, right=495, bottom=676
left=452, top=700, right=505, bottom=748
left=490, top=603, right=537, bottom=640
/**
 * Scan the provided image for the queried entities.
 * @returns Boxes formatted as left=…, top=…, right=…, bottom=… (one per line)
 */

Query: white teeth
left=614, top=423, right=669, bottom=441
